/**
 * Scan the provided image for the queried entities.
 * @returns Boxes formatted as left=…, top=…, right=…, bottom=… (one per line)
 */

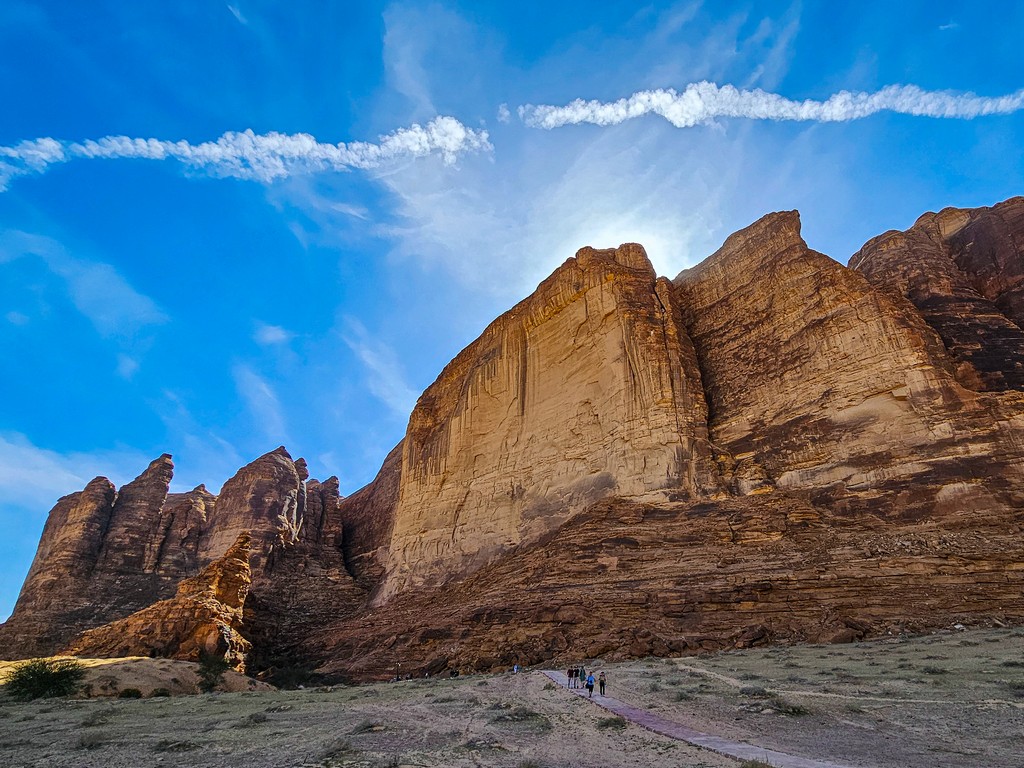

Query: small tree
left=197, top=651, right=230, bottom=693
left=3, top=658, right=86, bottom=701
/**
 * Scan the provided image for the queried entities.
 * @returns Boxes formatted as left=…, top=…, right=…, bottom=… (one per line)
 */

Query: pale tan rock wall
left=378, top=244, right=717, bottom=601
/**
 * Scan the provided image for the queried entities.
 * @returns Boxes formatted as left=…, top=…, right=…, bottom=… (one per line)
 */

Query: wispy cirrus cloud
left=519, top=82, right=1024, bottom=129
left=0, top=230, right=167, bottom=337
left=0, top=116, right=491, bottom=191
left=342, top=319, right=418, bottom=419
left=232, top=363, right=289, bottom=445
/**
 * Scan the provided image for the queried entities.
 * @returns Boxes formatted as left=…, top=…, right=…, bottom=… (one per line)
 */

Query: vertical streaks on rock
left=673, top=210, right=972, bottom=496
left=378, top=243, right=718, bottom=602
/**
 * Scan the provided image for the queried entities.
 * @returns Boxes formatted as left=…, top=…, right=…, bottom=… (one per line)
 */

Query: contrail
left=0, top=116, right=491, bottom=191
left=519, top=82, right=1024, bottom=129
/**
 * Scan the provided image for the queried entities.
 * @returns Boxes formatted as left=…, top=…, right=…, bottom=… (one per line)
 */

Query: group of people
left=566, top=665, right=606, bottom=697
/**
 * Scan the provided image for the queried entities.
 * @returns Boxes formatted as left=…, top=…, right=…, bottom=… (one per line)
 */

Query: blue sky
left=2, top=0, right=1022, bottom=621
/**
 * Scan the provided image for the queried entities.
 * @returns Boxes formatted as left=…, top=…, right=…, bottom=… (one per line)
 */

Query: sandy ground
left=606, top=626, right=1024, bottom=768
left=0, top=656, right=271, bottom=697
left=1, top=627, right=1022, bottom=767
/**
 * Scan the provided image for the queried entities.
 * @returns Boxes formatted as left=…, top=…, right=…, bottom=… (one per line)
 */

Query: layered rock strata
left=3, top=197, right=1024, bottom=681
left=672, top=211, right=1024, bottom=523
left=67, top=533, right=253, bottom=670
left=314, top=492, right=1024, bottom=679
left=377, top=243, right=720, bottom=602
left=0, top=448, right=363, bottom=665
left=850, top=198, right=1024, bottom=391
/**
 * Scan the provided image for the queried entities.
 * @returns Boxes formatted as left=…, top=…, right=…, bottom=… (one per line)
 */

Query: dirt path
left=543, top=670, right=869, bottom=768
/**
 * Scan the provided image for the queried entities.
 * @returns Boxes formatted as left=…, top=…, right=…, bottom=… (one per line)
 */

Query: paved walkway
left=542, top=671, right=865, bottom=768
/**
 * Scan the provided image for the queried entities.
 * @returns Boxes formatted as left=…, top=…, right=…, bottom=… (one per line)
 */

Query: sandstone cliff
left=0, top=448, right=364, bottom=666
left=3, top=197, right=1024, bottom=681
left=850, top=198, right=1024, bottom=391
left=377, top=243, right=720, bottom=602
left=67, top=533, right=253, bottom=670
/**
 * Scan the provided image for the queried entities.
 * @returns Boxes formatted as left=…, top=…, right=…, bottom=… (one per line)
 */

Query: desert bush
left=75, top=731, right=108, bottom=750
left=518, top=761, right=543, bottom=768
left=3, top=658, right=85, bottom=701
left=81, top=710, right=111, bottom=727
left=596, top=716, right=627, bottom=730
left=153, top=739, right=199, bottom=752
left=350, top=719, right=386, bottom=734
left=150, top=688, right=172, bottom=698
left=542, top=681, right=556, bottom=690
left=238, top=711, right=268, bottom=726
left=921, top=665, right=947, bottom=675
left=320, top=737, right=356, bottom=759
left=197, top=651, right=230, bottom=693
left=739, top=761, right=774, bottom=768
left=768, top=695, right=809, bottom=716
left=117, top=688, right=143, bottom=699
left=490, top=707, right=552, bottom=731
left=672, top=690, right=692, bottom=702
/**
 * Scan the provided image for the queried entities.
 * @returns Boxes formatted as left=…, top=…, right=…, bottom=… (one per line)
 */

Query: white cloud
left=0, top=117, right=491, bottom=191
left=0, top=230, right=167, bottom=337
left=253, top=322, right=294, bottom=346
left=232, top=363, right=288, bottom=444
left=497, top=103, right=511, bottom=123
left=116, top=354, right=139, bottom=380
left=5, top=311, right=28, bottom=325
left=227, top=3, right=247, bottom=25
left=0, top=431, right=152, bottom=512
left=519, top=82, right=1024, bottom=129
left=342, top=319, right=418, bottom=419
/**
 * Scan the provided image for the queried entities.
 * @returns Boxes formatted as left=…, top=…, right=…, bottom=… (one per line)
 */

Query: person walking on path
left=567, top=666, right=575, bottom=688
left=598, top=671, right=606, bottom=696
left=585, top=672, right=596, bottom=697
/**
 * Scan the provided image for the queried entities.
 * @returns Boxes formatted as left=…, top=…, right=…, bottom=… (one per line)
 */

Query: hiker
left=585, top=671, right=595, bottom=697
left=578, top=665, right=586, bottom=686
left=566, top=666, right=575, bottom=688
left=513, top=663, right=519, bottom=674
left=598, top=671, right=606, bottom=696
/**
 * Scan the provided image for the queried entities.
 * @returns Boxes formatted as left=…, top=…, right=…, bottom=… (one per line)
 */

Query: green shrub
left=197, top=651, right=230, bottom=693
left=117, top=688, right=143, bottom=699
left=596, top=716, right=627, bottom=730
left=3, top=658, right=85, bottom=701
left=150, top=688, right=172, bottom=698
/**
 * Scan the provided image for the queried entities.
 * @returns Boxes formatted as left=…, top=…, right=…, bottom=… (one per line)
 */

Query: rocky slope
left=850, top=197, right=1024, bottom=391
left=2, top=197, right=1023, bottom=679
left=67, top=532, right=254, bottom=670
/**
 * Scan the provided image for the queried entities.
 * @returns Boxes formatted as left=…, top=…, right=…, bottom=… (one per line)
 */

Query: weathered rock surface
left=314, top=492, right=1024, bottom=679
left=377, top=243, right=719, bottom=602
left=66, top=533, right=253, bottom=670
left=850, top=198, right=1024, bottom=391
left=672, top=210, right=1024, bottom=522
left=4, top=197, right=1024, bottom=681
left=0, top=448, right=364, bottom=668
left=0, top=458, right=181, bottom=657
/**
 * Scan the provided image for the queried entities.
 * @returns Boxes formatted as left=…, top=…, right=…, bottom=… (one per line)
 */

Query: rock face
left=377, top=244, right=719, bottom=602
left=3, top=197, right=1024, bottom=680
left=0, top=457, right=182, bottom=657
left=0, top=448, right=364, bottom=667
left=67, top=533, right=253, bottom=670
left=850, top=198, right=1024, bottom=391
